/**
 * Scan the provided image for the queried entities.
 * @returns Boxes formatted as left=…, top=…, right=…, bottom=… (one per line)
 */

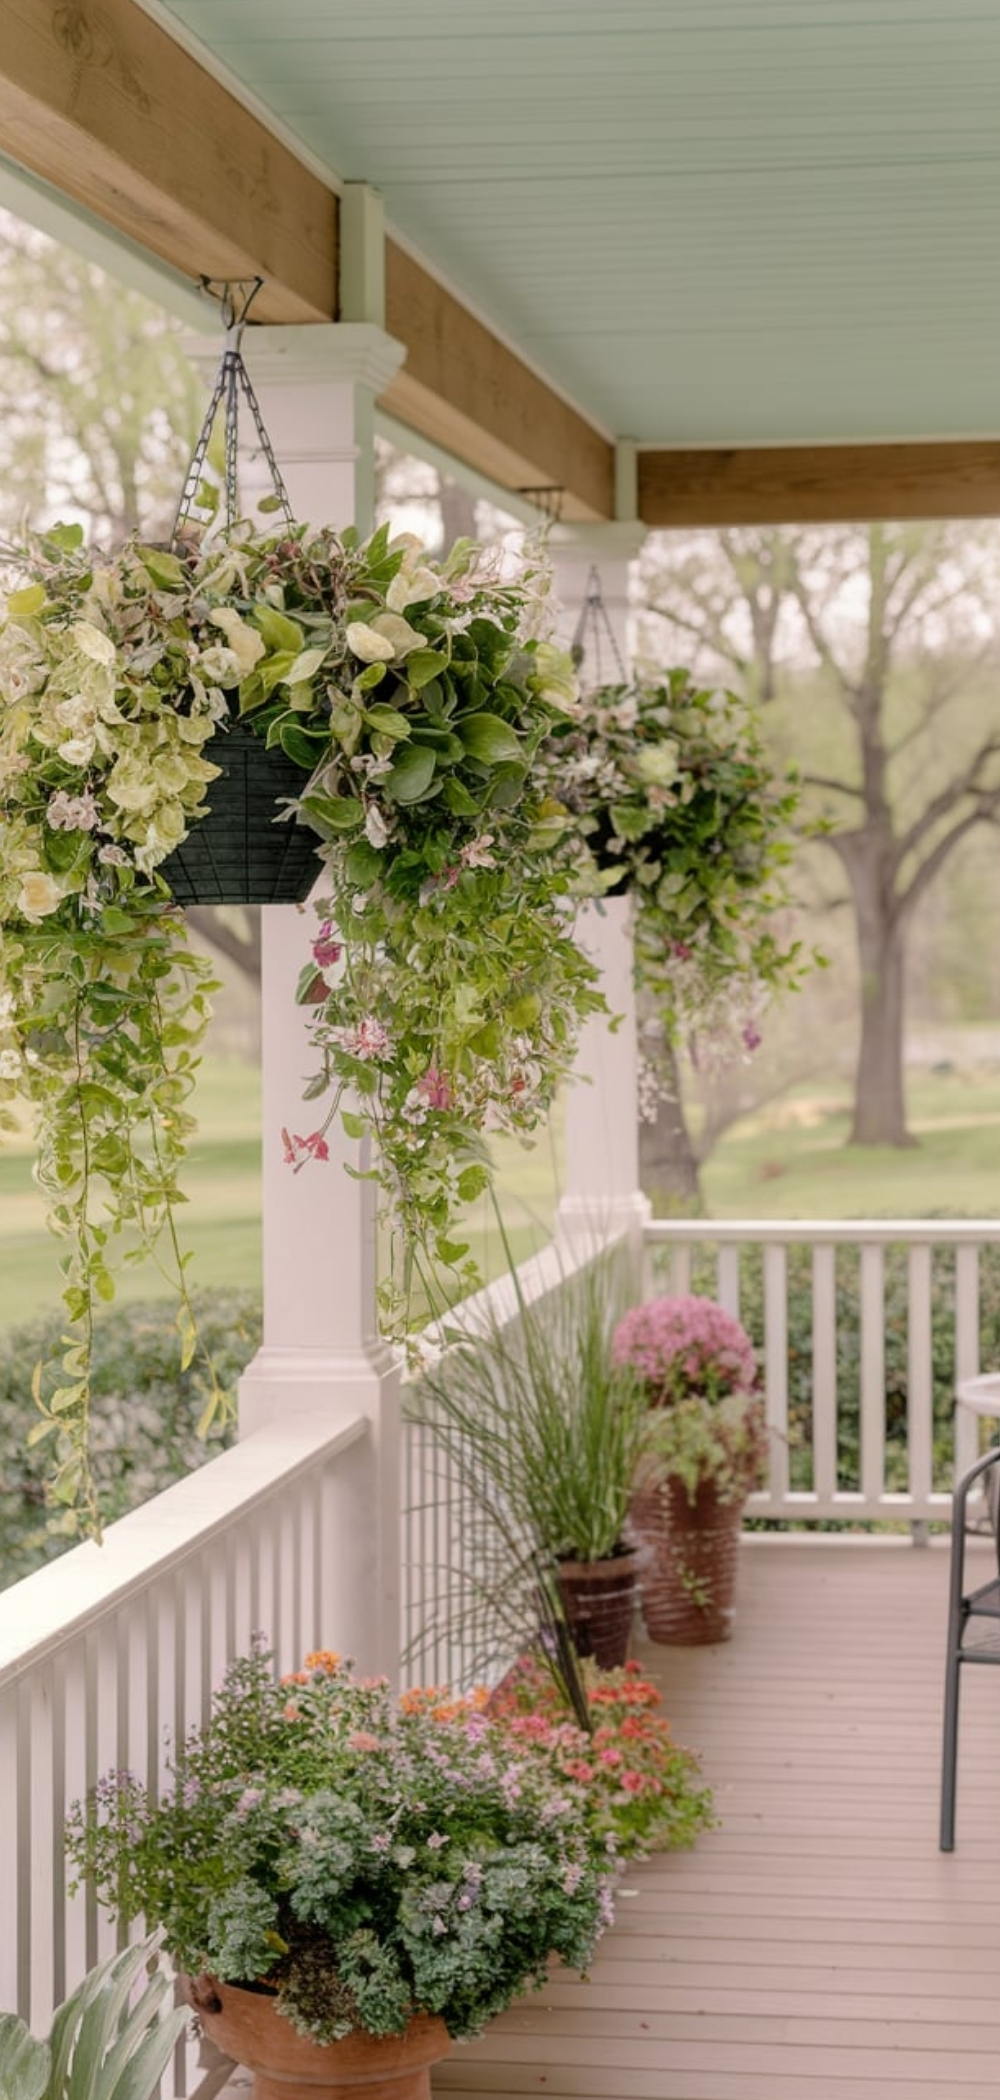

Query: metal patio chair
left=940, top=1444, right=1000, bottom=1850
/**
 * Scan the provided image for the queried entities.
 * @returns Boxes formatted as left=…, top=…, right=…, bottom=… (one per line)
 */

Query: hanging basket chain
left=570, top=564, right=627, bottom=690
left=171, top=277, right=295, bottom=548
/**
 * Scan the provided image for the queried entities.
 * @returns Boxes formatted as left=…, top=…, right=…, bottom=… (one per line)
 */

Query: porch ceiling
left=150, top=0, right=1000, bottom=450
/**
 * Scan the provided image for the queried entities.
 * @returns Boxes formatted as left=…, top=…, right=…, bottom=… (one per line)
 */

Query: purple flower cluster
left=612, top=1293, right=758, bottom=1406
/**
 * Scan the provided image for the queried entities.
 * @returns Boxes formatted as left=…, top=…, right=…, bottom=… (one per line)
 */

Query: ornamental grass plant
left=404, top=1247, right=648, bottom=1683
left=66, top=1643, right=616, bottom=2046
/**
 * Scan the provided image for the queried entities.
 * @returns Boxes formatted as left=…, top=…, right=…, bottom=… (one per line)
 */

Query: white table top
left=957, top=1374, right=1000, bottom=1416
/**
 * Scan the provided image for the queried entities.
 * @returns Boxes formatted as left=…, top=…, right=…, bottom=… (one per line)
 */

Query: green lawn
left=2, top=1055, right=997, bottom=1334
left=701, top=1064, right=1000, bottom=1219
left=0, top=1058, right=564, bottom=1331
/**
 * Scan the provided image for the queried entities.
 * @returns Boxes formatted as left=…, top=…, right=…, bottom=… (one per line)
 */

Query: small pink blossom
left=415, top=1065, right=453, bottom=1111
left=312, top=922, right=343, bottom=971
left=336, top=1016, right=390, bottom=1061
left=282, top=1127, right=331, bottom=1170
left=742, top=1019, right=762, bottom=1053
left=347, top=1731, right=381, bottom=1753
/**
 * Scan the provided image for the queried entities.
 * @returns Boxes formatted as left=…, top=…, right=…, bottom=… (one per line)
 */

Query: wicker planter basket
left=555, top=1548, right=638, bottom=1669
left=161, top=719, right=323, bottom=905
left=630, top=1475, right=746, bottom=1646
left=184, top=1977, right=449, bottom=2100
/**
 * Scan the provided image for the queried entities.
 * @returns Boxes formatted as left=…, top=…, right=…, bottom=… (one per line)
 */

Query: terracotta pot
left=183, top=1977, right=449, bottom=2100
left=555, top=1547, right=638, bottom=1668
left=630, top=1476, right=745, bottom=1645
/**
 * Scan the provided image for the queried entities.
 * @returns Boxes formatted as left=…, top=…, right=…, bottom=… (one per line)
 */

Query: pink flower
left=312, top=922, right=343, bottom=971
left=347, top=1731, right=381, bottom=1753
left=415, top=1065, right=453, bottom=1111
left=282, top=1128, right=331, bottom=1170
left=612, top=1293, right=757, bottom=1404
left=336, top=1016, right=390, bottom=1061
left=742, top=1019, right=762, bottom=1053
left=599, top=1748, right=623, bottom=1768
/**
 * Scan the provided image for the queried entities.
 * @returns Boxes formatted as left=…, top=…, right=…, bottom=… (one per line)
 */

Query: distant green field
left=0, top=1058, right=564, bottom=1330
left=701, top=1064, right=1000, bottom=1219
left=2, top=1055, right=998, bottom=1334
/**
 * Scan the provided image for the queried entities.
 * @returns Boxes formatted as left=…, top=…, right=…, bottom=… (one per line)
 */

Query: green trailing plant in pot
left=612, top=1293, right=768, bottom=1644
left=65, top=1643, right=617, bottom=2100
left=406, top=1246, right=648, bottom=1677
left=0, top=519, right=598, bottom=1534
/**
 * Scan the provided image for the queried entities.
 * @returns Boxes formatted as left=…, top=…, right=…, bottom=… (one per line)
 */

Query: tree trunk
left=638, top=1028, right=704, bottom=1211
left=849, top=918, right=913, bottom=1146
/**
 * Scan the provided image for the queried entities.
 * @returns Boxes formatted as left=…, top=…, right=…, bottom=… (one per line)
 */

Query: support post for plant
left=184, top=317, right=409, bottom=1679
left=550, top=524, right=651, bottom=1284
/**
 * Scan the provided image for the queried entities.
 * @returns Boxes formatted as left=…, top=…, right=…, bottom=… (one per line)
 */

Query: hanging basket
left=160, top=718, right=323, bottom=905
left=161, top=280, right=322, bottom=906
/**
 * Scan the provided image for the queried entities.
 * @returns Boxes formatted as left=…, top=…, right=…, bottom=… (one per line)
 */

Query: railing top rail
left=0, top=1410, right=368, bottom=1684
left=644, top=1219, right=1000, bottom=1245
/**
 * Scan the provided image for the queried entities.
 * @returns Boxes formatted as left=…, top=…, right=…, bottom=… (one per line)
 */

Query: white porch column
left=184, top=318, right=408, bottom=1678
left=550, top=522, right=651, bottom=1267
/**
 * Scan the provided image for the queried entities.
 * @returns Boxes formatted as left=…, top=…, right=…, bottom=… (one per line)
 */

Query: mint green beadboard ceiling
left=154, top=0, right=1000, bottom=448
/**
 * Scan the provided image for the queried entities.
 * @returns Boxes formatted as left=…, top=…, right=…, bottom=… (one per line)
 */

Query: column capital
left=549, top=518, right=647, bottom=565
left=182, top=322, right=407, bottom=396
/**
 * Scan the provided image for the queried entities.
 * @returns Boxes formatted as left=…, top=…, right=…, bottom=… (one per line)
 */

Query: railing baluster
left=811, top=1243, right=837, bottom=1502
left=670, top=1243, right=692, bottom=1296
left=907, top=1243, right=934, bottom=1505
left=763, top=1244, right=790, bottom=1501
left=716, top=1242, right=741, bottom=1320
left=860, top=1242, right=886, bottom=1505
left=955, top=1241, right=982, bottom=1478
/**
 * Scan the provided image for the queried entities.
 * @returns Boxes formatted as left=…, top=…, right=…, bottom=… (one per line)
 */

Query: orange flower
left=303, top=1650, right=341, bottom=1674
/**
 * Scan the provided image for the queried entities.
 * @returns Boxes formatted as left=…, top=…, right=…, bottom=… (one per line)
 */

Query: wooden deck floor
left=433, top=1536, right=1000, bottom=2100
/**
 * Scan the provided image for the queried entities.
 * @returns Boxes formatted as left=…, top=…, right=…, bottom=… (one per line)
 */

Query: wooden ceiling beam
left=1, top=0, right=336, bottom=323
left=638, top=444, right=1000, bottom=528
left=382, top=242, right=614, bottom=522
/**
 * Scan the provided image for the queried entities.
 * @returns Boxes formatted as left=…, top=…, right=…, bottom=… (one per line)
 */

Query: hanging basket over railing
left=160, top=280, right=323, bottom=907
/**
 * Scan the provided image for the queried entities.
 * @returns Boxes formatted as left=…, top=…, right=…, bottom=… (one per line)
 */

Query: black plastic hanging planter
left=160, top=279, right=324, bottom=908
left=159, top=718, right=323, bottom=905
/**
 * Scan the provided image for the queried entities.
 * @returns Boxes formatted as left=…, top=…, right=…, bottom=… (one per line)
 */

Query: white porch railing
left=0, top=1412, right=370, bottom=2037
left=645, top=1219, right=1000, bottom=1521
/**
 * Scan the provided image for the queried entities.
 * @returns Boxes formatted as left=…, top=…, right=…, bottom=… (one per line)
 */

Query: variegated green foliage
left=0, top=1939, right=186, bottom=2100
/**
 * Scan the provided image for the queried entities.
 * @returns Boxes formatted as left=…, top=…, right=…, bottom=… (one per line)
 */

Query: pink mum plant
left=611, top=1293, right=758, bottom=1408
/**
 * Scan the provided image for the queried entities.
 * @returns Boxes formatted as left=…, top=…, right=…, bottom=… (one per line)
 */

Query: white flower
left=97, top=844, right=129, bottom=867
left=0, top=1049, right=21, bottom=1080
left=17, top=870, right=65, bottom=920
left=0, top=993, right=15, bottom=1022
left=55, top=695, right=95, bottom=732
left=196, top=644, right=242, bottom=687
left=47, top=789, right=100, bottom=832
left=209, top=608, right=266, bottom=676
left=57, top=734, right=97, bottom=766
left=70, top=621, right=116, bottom=666
left=636, top=743, right=679, bottom=789
left=364, top=803, right=390, bottom=849
left=460, top=834, right=496, bottom=870
left=346, top=620, right=395, bottom=665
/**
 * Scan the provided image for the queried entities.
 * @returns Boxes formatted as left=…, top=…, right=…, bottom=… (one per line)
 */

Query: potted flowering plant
left=0, top=518, right=597, bottom=1530
left=612, top=1294, right=768, bottom=1644
left=419, top=1656, right=715, bottom=1861
left=65, top=1643, right=616, bottom=2100
left=537, top=671, right=806, bottom=1066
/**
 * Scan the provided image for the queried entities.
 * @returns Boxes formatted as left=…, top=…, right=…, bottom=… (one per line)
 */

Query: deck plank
left=432, top=1539, right=1000, bottom=2099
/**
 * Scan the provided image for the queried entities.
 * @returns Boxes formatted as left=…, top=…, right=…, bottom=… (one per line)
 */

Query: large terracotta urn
left=630, top=1475, right=746, bottom=1645
left=184, top=1977, right=449, bottom=2100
